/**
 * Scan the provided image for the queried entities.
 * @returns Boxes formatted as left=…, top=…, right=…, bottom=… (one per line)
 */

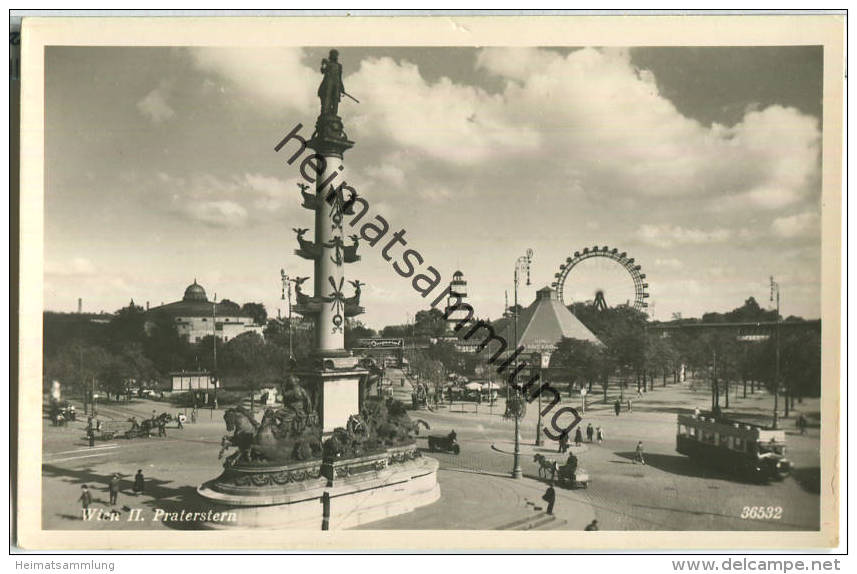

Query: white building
left=146, top=280, right=265, bottom=343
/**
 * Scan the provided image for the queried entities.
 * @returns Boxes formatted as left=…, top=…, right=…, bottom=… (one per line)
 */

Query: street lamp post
left=281, top=269, right=299, bottom=361
left=770, top=276, right=781, bottom=429
left=535, top=350, right=545, bottom=446
left=511, top=249, right=532, bottom=480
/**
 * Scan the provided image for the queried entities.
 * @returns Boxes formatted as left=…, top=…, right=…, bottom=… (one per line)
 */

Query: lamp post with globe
left=511, top=249, right=532, bottom=479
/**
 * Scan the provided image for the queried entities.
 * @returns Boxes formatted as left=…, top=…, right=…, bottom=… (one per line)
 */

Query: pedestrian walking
left=558, top=430, right=569, bottom=453
left=798, top=414, right=808, bottom=435
left=596, top=426, right=604, bottom=444
left=108, top=473, right=121, bottom=506
left=78, top=485, right=92, bottom=516
left=96, top=419, right=102, bottom=432
left=636, top=387, right=643, bottom=398
left=133, top=469, right=145, bottom=495
left=574, top=427, right=583, bottom=446
left=542, top=484, right=556, bottom=515
left=191, top=408, right=198, bottom=424
left=585, top=519, right=599, bottom=531
left=177, top=412, right=186, bottom=429
left=87, top=429, right=95, bottom=448
left=634, top=441, right=646, bottom=465
left=586, top=423, right=594, bottom=442
left=627, top=399, right=632, bottom=412
left=614, top=400, right=621, bottom=416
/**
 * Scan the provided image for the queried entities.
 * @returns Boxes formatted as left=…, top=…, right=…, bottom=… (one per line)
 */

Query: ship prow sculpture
left=197, top=49, right=440, bottom=530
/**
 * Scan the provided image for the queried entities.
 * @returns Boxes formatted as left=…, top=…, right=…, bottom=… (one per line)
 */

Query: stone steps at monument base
left=495, top=511, right=559, bottom=531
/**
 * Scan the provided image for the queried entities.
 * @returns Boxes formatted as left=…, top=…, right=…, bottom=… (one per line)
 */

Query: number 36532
left=741, top=506, right=782, bottom=520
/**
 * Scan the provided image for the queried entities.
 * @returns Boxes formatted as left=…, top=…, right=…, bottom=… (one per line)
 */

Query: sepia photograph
left=16, top=14, right=844, bottom=551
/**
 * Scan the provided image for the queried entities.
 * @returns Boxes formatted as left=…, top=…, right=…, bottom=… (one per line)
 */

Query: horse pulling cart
left=122, top=413, right=172, bottom=439
left=534, top=453, right=590, bottom=489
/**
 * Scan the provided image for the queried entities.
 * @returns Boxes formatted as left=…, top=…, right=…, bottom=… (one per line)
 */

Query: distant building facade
left=146, top=280, right=264, bottom=343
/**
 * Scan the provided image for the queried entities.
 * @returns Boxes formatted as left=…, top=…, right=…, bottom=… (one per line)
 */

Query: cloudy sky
left=45, top=46, right=822, bottom=328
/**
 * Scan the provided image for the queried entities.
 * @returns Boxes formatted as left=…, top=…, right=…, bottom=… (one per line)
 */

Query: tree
left=264, top=317, right=314, bottom=360
left=241, top=302, right=268, bottom=325
left=645, top=337, right=679, bottom=388
left=345, top=319, right=377, bottom=349
left=414, top=308, right=448, bottom=337
left=550, top=338, right=603, bottom=394
left=109, top=300, right=146, bottom=345
left=218, top=299, right=241, bottom=314
left=380, top=324, right=409, bottom=338
left=781, top=329, right=821, bottom=406
left=141, top=313, right=194, bottom=376
left=44, top=341, right=112, bottom=401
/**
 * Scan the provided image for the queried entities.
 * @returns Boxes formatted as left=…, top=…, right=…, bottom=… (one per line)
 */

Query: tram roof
left=677, top=413, right=787, bottom=442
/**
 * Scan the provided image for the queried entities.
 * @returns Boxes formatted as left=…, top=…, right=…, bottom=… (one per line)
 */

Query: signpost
left=353, top=338, right=403, bottom=349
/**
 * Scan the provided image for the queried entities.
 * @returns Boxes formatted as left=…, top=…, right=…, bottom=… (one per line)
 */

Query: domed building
left=145, top=280, right=265, bottom=343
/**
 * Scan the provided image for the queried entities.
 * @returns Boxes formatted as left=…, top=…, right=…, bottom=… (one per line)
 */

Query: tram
left=676, top=413, right=791, bottom=481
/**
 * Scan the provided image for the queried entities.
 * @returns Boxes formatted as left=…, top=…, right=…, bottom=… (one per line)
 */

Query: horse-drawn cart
left=122, top=413, right=172, bottom=439
left=534, top=453, right=590, bottom=489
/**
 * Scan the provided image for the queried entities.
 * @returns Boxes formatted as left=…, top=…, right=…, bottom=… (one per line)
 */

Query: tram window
left=718, top=434, right=730, bottom=447
left=701, top=431, right=716, bottom=444
left=733, top=437, right=744, bottom=451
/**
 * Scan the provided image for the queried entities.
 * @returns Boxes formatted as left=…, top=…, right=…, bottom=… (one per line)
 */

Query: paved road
left=42, top=382, right=820, bottom=531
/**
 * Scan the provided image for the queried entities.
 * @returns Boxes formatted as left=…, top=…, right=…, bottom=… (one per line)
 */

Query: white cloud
left=137, top=83, right=175, bottom=123
left=188, top=47, right=316, bottom=114
left=771, top=211, right=820, bottom=238
left=45, top=257, right=98, bottom=277
left=654, top=258, right=683, bottom=269
left=418, top=185, right=452, bottom=202
left=639, top=224, right=732, bottom=248
left=476, top=48, right=820, bottom=208
left=185, top=200, right=248, bottom=228
left=364, top=163, right=406, bottom=187
left=183, top=46, right=820, bottom=215
left=155, top=172, right=295, bottom=227
left=346, top=57, right=541, bottom=165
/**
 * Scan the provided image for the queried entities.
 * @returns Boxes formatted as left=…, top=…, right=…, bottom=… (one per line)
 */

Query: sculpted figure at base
left=218, top=374, right=429, bottom=468
left=218, top=376, right=321, bottom=467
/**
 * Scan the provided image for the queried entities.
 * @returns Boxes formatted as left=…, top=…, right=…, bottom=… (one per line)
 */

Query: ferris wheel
left=551, top=245, right=650, bottom=311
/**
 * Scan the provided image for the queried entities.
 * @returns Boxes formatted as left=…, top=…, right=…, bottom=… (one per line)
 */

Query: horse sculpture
left=219, top=406, right=262, bottom=466
left=219, top=402, right=324, bottom=467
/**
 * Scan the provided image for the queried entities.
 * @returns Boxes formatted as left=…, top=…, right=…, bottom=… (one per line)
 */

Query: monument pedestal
left=197, top=445, right=440, bottom=530
left=299, top=356, right=366, bottom=435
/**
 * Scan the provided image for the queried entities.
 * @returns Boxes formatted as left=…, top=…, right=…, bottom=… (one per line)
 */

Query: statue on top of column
left=318, top=49, right=345, bottom=117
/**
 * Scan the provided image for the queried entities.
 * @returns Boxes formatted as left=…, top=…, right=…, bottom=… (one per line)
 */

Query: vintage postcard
left=16, top=14, right=844, bottom=551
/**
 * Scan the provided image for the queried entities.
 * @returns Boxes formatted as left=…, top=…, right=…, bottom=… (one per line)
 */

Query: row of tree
left=43, top=295, right=820, bottom=421
left=548, top=297, right=820, bottom=417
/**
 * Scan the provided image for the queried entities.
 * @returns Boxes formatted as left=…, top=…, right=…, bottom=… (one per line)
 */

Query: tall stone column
left=312, top=150, right=348, bottom=355
left=292, top=49, right=365, bottom=434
